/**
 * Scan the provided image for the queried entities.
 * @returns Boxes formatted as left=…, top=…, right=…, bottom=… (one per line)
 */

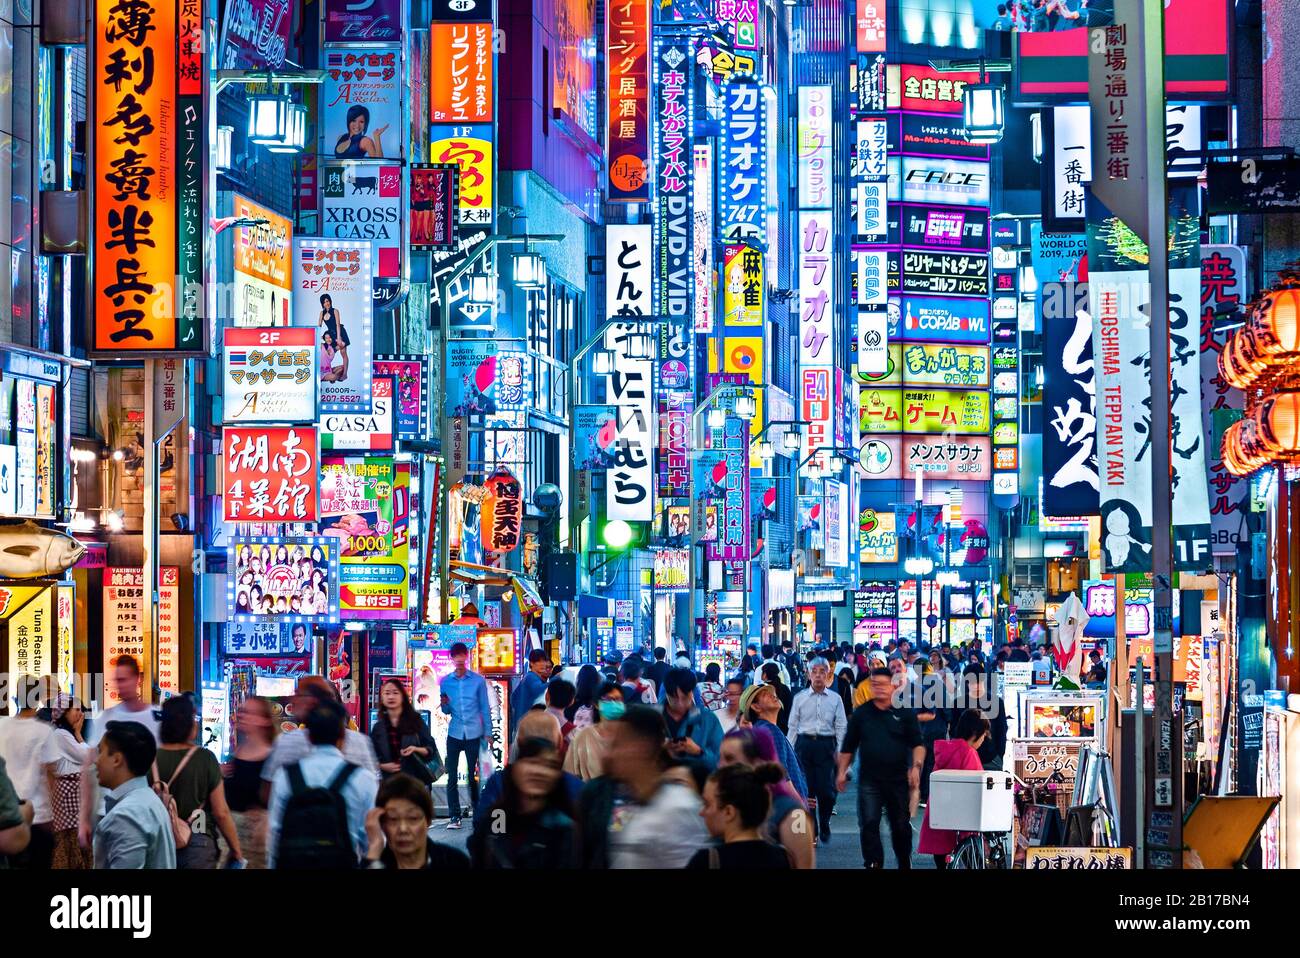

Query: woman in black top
left=468, top=737, right=577, bottom=869
left=370, top=679, right=442, bottom=785
left=221, top=695, right=276, bottom=868
left=687, top=763, right=791, bottom=870
left=318, top=294, right=350, bottom=380
left=364, top=774, right=469, bottom=870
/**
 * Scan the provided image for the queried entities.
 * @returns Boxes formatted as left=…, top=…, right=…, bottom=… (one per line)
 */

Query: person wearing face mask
left=467, top=737, right=577, bottom=869
left=563, top=682, right=625, bottom=781
left=362, top=773, right=469, bottom=870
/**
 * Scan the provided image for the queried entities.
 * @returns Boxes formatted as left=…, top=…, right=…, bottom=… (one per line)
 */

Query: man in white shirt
left=760, top=644, right=791, bottom=687
left=260, top=676, right=379, bottom=805
left=0, top=675, right=55, bottom=868
left=267, top=698, right=376, bottom=868
left=787, top=658, right=848, bottom=844
left=81, top=657, right=163, bottom=849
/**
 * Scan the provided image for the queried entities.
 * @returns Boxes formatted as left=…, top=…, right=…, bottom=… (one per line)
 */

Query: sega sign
left=893, top=295, right=991, bottom=345
left=901, top=157, right=990, bottom=208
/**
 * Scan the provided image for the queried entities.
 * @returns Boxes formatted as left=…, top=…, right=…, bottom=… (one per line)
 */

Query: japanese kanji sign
left=325, top=46, right=404, bottom=160
left=93, top=0, right=206, bottom=354
left=1042, top=282, right=1099, bottom=517
left=223, top=327, right=318, bottom=424
left=481, top=467, right=524, bottom=554
left=222, top=426, right=320, bottom=523
left=410, top=164, right=459, bottom=250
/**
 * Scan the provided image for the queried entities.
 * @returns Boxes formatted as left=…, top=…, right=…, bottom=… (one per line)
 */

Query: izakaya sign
left=93, top=0, right=205, bottom=354
left=719, top=73, right=768, bottom=244
left=222, top=426, right=320, bottom=522
left=293, top=238, right=374, bottom=413
left=223, top=328, right=318, bottom=424
left=606, top=0, right=650, bottom=202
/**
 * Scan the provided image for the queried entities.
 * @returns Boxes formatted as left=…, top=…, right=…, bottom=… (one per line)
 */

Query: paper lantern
left=1252, top=287, right=1300, bottom=358
left=480, top=467, right=523, bottom=553
left=1257, top=389, right=1300, bottom=458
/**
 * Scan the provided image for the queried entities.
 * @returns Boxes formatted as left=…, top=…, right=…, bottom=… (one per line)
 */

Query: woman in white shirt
left=47, top=696, right=95, bottom=869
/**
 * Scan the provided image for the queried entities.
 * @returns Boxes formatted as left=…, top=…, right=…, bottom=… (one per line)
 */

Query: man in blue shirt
left=512, top=648, right=552, bottom=729
left=441, top=642, right=493, bottom=829
left=92, top=722, right=176, bottom=869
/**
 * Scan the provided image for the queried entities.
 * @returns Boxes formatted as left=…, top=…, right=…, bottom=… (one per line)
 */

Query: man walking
left=93, top=722, right=176, bottom=869
left=645, top=647, right=672, bottom=698
left=658, top=668, right=724, bottom=774
left=787, top=659, right=845, bottom=840
left=512, top=649, right=552, bottom=727
left=260, top=676, right=379, bottom=805
left=440, top=641, right=493, bottom=829
left=837, top=667, right=924, bottom=869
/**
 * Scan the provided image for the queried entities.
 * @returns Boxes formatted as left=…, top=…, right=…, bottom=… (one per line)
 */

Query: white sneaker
left=446, top=818, right=463, bottom=829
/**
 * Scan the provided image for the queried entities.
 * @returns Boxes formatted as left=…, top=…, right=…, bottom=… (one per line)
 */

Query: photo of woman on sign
left=319, top=294, right=350, bottom=382
left=334, top=104, right=388, bottom=159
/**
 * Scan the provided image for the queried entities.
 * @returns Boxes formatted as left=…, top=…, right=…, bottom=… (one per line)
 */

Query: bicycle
left=946, top=770, right=1051, bottom=869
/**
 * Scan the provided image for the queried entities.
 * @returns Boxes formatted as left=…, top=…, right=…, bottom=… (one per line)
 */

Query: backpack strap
left=327, top=762, right=359, bottom=794
left=286, top=761, right=309, bottom=798
left=166, top=747, right=200, bottom=787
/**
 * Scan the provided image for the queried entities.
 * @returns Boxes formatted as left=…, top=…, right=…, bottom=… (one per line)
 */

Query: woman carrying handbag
left=371, top=680, right=444, bottom=789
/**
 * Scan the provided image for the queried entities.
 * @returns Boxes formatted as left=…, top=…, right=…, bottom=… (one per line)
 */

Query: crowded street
left=1, top=0, right=1300, bottom=932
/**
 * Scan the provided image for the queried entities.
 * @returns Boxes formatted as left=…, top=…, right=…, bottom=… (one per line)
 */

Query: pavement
left=426, top=778, right=933, bottom=869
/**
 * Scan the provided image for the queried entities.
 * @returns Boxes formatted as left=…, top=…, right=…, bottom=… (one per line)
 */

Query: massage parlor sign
left=93, top=0, right=206, bottom=354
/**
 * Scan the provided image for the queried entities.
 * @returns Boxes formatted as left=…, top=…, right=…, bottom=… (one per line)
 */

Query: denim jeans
left=445, top=736, right=481, bottom=819
left=857, top=776, right=913, bottom=869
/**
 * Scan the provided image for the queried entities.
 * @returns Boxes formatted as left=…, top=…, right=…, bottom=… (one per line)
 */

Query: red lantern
left=1219, top=330, right=1254, bottom=390
left=480, top=467, right=523, bottom=553
left=1252, top=287, right=1300, bottom=358
left=1257, top=389, right=1300, bottom=458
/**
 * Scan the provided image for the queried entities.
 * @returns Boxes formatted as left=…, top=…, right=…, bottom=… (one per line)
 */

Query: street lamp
left=247, top=92, right=293, bottom=146
left=467, top=272, right=495, bottom=309
left=708, top=407, right=726, bottom=430
left=266, top=103, right=308, bottom=155
left=591, top=350, right=614, bottom=376
left=216, top=125, right=234, bottom=171
left=514, top=252, right=548, bottom=290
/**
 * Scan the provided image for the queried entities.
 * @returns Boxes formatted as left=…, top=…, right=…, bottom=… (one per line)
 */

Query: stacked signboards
left=854, top=66, right=994, bottom=493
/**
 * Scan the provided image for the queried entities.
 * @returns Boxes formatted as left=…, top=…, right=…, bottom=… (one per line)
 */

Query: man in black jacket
left=837, top=668, right=924, bottom=869
left=645, top=647, right=671, bottom=698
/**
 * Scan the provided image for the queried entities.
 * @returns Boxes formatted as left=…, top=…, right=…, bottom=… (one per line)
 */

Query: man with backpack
left=268, top=699, right=376, bottom=869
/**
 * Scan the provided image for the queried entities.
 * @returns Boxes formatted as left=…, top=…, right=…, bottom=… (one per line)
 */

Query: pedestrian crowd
left=0, top=633, right=1024, bottom=871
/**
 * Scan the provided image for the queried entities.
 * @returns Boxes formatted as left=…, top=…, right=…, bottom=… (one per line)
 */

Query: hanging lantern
left=1220, top=328, right=1264, bottom=390
left=1251, top=287, right=1300, bottom=358
left=1257, top=389, right=1300, bottom=458
left=480, top=467, right=523, bottom=553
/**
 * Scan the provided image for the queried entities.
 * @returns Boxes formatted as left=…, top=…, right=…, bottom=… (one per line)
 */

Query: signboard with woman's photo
left=975, top=0, right=1111, bottom=31
left=323, top=46, right=403, bottom=160
left=293, top=237, right=374, bottom=413
left=228, top=536, right=340, bottom=623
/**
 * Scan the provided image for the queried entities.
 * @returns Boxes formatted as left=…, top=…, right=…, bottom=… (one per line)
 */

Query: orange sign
left=233, top=195, right=293, bottom=291
left=430, top=23, right=494, bottom=123
left=481, top=468, right=523, bottom=554
left=95, top=0, right=196, bottom=353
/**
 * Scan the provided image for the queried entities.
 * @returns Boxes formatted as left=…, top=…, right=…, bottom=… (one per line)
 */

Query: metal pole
left=142, top=361, right=157, bottom=702
left=1135, top=655, right=1146, bottom=868
left=1142, top=0, right=1180, bottom=868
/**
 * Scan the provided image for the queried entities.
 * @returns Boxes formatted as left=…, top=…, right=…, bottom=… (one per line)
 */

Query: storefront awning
left=449, top=561, right=543, bottom=617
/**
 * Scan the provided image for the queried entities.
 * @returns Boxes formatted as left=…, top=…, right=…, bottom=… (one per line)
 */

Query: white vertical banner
left=606, top=224, right=653, bottom=317
left=604, top=322, right=655, bottom=522
left=797, top=86, right=833, bottom=210
left=798, top=210, right=836, bottom=366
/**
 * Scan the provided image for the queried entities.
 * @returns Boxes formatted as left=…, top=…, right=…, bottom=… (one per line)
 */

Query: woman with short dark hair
left=687, top=763, right=791, bottom=870
left=369, top=679, right=442, bottom=786
left=152, top=695, right=243, bottom=869
left=363, top=774, right=469, bottom=870
left=467, top=738, right=577, bottom=869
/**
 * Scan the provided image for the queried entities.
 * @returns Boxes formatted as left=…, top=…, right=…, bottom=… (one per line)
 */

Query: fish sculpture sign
left=0, top=522, right=87, bottom=579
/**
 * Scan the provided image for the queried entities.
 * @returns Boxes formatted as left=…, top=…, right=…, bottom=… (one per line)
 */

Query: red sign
left=410, top=164, right=458, bottom=250
left=1015, top=0, right=1230, bottom=100
left=481, top=467, right=523, bottom=553
left=898, top=65, right=981, bottom=115
left=606, top=0, right=650, bottom=202
left=857, top=0, right=886, bottom=53
left=222, top=426, right=320, bottom=522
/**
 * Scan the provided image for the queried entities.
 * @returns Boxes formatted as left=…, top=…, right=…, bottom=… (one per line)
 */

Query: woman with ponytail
left=686, top=762, right=793, bottom=870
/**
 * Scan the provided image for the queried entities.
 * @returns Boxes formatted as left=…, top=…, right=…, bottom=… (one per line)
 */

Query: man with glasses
left=788, top=658, right=847, bottom=843
left=716, top=677, right=745, bottom=734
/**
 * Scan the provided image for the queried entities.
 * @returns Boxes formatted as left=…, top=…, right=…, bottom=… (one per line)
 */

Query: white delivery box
left=928, top=769, right=1016, bottom=832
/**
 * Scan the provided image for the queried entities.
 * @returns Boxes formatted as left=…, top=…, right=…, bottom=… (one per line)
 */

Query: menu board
left=103, top=567, right=180, bottom=704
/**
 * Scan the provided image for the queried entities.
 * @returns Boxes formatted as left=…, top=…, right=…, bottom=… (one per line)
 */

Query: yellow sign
left=1025, top=847, right=1133, bottom=870
left=900, top=389, right=990, bottom=434
left=859, top=510, right=898, bottom=563
left=722, top=244, right=763, bottom=326
left=2, top=585, right=53, bottom=687
left=860, top=387, right=903, bottom=433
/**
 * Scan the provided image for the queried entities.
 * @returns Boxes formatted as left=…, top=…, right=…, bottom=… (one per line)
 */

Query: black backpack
left=275, top=761, right=360, bottom=870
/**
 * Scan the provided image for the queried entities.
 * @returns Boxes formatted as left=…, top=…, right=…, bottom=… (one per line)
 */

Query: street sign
left=1207, top=158, right=1300, bottom=214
